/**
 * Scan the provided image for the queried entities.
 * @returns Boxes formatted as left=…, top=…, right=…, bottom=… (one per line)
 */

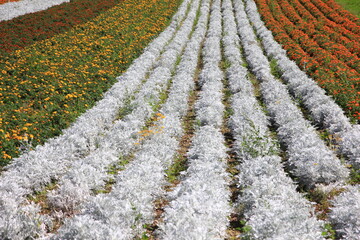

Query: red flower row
left=0, top=0, right=122, bottom=55
left=275, top=0, right=360, bottom=71
left=255, top=0, right=360, bottom=122
left=321, top=0, right=360, bottom=25
left=285, top=0, right=360, bottom=57
left=309, top=0, right=360, bottom=35
left=298, top=0, right=359, bottom=43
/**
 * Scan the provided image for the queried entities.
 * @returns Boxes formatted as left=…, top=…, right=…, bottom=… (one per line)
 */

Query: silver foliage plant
left=0, top=0, right=70, bottom=21
left=329, top=186, right=360, bottom=239
left=46, top=0, right=201, bottom=216
left=159, top=0, right=231, bottom=238
left=159, top=126, right=230, bottom=240
left=223, top=0, right=324, bottom=238
left=0, top=0, right=193, bottom=238
left=238, top=156, right=325, bottom=240
left=244, top=0, right=360, bottom=168
left=233, top=0, right=349, bottom=188
left=52, top=0, right=210, bottom=238
left=242, top=0, right=360, bottom=238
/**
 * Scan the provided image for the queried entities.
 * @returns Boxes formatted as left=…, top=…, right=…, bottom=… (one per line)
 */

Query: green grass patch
left=335, top=0, right=360, bottom=17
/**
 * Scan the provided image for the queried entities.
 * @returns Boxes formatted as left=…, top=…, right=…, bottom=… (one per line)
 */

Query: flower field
left=254, top=0, right=360, bottom=122
left=0, top=0, right=71, bottom=21
left=0, top=0, right=124, bottom=54
left=0, top=0, right=182, bottom=166
left=0, top=0, right=359, bottom=239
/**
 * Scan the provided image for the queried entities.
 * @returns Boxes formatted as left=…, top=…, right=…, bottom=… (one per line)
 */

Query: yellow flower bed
left=0, top=0, right=182, bottom=167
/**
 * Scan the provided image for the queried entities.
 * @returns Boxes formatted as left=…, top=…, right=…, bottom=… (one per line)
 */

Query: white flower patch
left=0, top=0, right=70, bottom=21
left=243, top=0, right=360, bottom=168
left=329, top=186, right=360, bottom=239
left=54, top=133, right=179, bottom=239
left=233, top=0, right=349, bottom=188
left=52, top=0, right=211, bottom=238
left=0, top=0, right=194, bottom=238
left=195, top=70, right=225, bottom=127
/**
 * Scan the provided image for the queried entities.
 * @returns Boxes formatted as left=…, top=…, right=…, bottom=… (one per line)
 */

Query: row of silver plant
left=158, top=0, right=231, bottom=238
left=223, top=0, right=324, bottom=238
left=0, top=0, right=194, bottom=238
left=243, top=0, right=360, bottom=238
left=52, top=0, right=211, bottom=238
left=234, top=0, right=349, bottom=188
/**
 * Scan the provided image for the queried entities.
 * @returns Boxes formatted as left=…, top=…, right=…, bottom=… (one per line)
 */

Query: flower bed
left=0, top=0, right=70, bottom=22
left=0, top=0, right=182, bottom=167
left=254, top=0, right=360, bottom=122
left=0, top=0, right=123, bottom=54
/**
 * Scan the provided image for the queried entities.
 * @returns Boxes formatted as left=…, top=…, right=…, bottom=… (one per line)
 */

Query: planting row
left=0, top=0, right=70, bottom=21
left=254, top=0, right=360, bottom=122
left=307, top=0, right=360, bottom=34
left=246, top=0, right=360, bottom=169
left=51, top=0, right=202, bottom=235
left=321, top=0, right=360, bottom=24
left=1, top=0, right=359, bottom=238
left=0, top=0, right=124, bottom=54
left=0, top=0, right=182, bottom=166
left=55, top=0, right=209, bottom=237
left=159, top=0, right=231, bottom=237
left=241, top=0, right=360, bottom=238
left=223, top=0, right=323, bottom=238
left=280, top=0, right=360, bottom=61
left=236, top=0, right=349, bottom=188
left=297, top=0, right=360, bottom=42
left=0, top=0, right=195, bottom=237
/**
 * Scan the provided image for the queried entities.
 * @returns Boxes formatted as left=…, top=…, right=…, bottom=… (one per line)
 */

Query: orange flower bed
left=254, top=0, right=360, bottom=122
left=309, top=0, right=360, bottom=34
left=322, top=0, right=360, bottom=24
left=0, top=0, right=21, bottom=4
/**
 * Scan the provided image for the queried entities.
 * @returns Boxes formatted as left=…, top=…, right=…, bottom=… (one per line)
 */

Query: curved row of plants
left=0, top=0, right=359, bottom=238
left=0, top=0, right=206, bottom=237
left=296, top=0, right=359, bottom=46
left=282, top=0, right=360, bottom=59
left=235, top=0, right=359, bottom=238
left=309, top=0, right=360, bottom=33
left=223, top=0, right=323, bottom=237
left=0, top=0, right=183, bottom=167
left=254, top=0, right=360, bottom=123
left=322, top=0, right=360, bottom=22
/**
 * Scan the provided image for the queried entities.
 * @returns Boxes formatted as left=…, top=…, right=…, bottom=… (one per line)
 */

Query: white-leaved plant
left=159, top=0, right=231, bottom=238
left=233, top=0, right=349, bottom=188
left=52, top=0, right=210, bottom=238
left=244, top=0, right=360, bottom=168
left=223, top=0, right=324, bottom=238
left=0, top=0, right=193, bottom=238
left=47, top=0, right=201, bottom=215
left=329, top=185, right=360, bottom=239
